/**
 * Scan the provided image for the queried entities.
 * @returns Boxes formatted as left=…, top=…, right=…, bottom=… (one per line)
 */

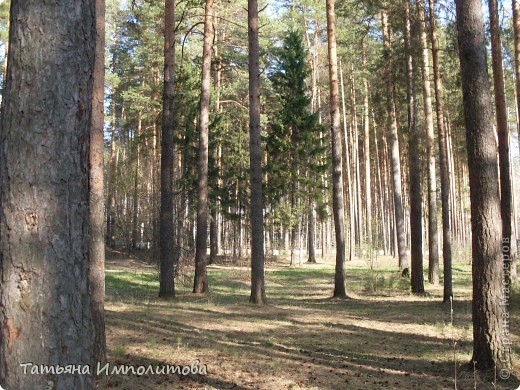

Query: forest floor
left=96, top=248, right=520, bottom=390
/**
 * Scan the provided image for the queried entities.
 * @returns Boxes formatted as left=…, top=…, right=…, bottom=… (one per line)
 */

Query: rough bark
left=417, top=0, right=439, bottom=285
left=0, top=1, right=96, bottom=388
left=90, top=0, right=107, bottom=365
left=248, top=0, right=266, bottom=304
left=194, top=0, right=214, bottom=294
left=456, top=0, right=512, bottom=370
left=489, top=0, right=514, bottom=288
left=326, top=0, right=347, bottom=298
left=159, top=0, right=176, bottom=298
left=406, top=0, right=424, bottom=293
left=428, top=0, right=453, bottom=301
left=382, top=8, right=409, bottom=274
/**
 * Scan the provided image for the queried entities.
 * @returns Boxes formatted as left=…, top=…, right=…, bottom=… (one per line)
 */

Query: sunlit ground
left=96, top=249, right=520, bottom=389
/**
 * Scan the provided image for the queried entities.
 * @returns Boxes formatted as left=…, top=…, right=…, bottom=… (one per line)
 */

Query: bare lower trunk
left=382, top=8, right=409, bottom=274
left=159, top=0, right=176, bottom=298
left=107, top=38, right=118, bottom=248
left=90, top=0, right=107, bottom=364
left=326, top=0, right=347, bottom=298
left=194, top=0, right=214, bottom=294
left=308, top=201, right=317, bottom=263
left=489, top=0, right=514, bottom=288
left=456, top=0, right=511, bottom=370
left=362, top=45, right=372, bottom=248
left=340, top=61, right=355, bottom=262
left=417, top=0, right=439, bottom=285
left=0, top=1, right=96, bottom=387
left=406, top=0, right=424, bottom=293
left=516, top=0, right=520, bottom=202
left=248, top=0, right=266, bottom=304
left=429, top=0, right=453, bottom=301
left=132, top=112, right=142, bottom=248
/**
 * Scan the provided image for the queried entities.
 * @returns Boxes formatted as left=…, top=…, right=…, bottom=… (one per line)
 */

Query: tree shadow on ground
left=103, top=263, right=519, bottom=389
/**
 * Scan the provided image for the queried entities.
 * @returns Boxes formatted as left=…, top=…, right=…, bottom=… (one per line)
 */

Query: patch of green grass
left=104, top=260, right=479, bottom=308
left=112, top=343, right=126, bottom=358
left=105, top=271, right=159, bottom=302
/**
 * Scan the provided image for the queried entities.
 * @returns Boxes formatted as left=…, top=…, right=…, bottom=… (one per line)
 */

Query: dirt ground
left=96, top=249, right=520, bottom=389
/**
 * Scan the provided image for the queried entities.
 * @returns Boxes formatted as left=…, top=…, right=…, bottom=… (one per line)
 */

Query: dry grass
left=96, top=249, right=520, bottom=389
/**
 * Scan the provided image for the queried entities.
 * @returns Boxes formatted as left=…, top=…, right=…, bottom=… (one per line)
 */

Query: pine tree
left=266, top=30, right=327, bottom=266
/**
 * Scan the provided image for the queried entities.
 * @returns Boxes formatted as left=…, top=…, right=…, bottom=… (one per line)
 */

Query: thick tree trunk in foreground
left=248, top=0, right=266, bottom=304
left=90, top=0, right=107, bottom=364
left=194, top=0, right=214, bottom=294
left=382, top=8, right=409, bottom=274
left=326, top=0, right=347, bottom=298
left=159, top=0, right=176, bottom=298
left=0, top=1, right=96, bottom=388
left=428, top=0, right=453, bottom=301
left=406, top=0, right=424, bottom=293
left=456, top=0, right=512, bottom=371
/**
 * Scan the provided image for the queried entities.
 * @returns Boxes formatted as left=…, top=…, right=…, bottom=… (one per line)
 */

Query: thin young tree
left=428, top=0, right=453, bottom=301
left=339, top=61, right=354, bottom=262
left=0, top=1, right=97, bottom=388
left=326, top=0, right=347, bottom=298
left=194, top=0, right=214, bottom=294
left=159, top=0, right=176, bottom=298
left=456, top=0, right=512, bottom=371
left=248, top=0, right=266, bottom=304
left=382, top=7, right=409, bottom=275
left=362, top=43, right=372, bottom=249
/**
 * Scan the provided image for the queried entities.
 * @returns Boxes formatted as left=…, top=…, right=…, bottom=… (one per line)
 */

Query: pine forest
left=0, top=0, right=519, bottom=388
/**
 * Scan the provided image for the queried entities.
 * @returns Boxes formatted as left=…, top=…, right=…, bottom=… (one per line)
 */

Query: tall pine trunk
left=382, top=8, right=409, bottom=274
left=194, top=0, right=214, bottom=294
left=0, top=1, right=96, bottom=387
left=489, top=0, right=515, bottom=288
left=340, top=61, right=355, bottom=262
left=159, top=0, right=176, bottom=298
left=248, top=0, right=266, bottom=304
left=406, top=0, right=424, bottom=293
left=417, top=0, right=439, bottom=284
left=90, top=0, right=107, bottom=364
left=326, top=0, right=347, bottom=298
left=209, top=24, right=223, bottom=265
left=132, top=112, right=142, bottom=248
left=429, top=0, right=453, bottom=301
left=107, top=38, right=118, bottom=248
left=362, top=44, right=372, bottom=249
left=456, top=0, right=512, bottom=371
